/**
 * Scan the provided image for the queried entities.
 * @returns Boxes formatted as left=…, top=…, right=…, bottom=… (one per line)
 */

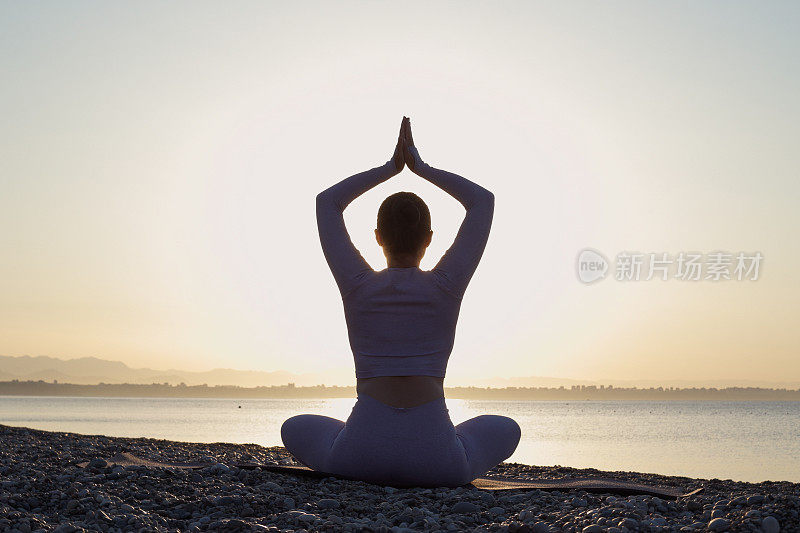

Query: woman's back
left=343, top=267, right=462, bottom=379
left=316, top=137, right=495, bottom=387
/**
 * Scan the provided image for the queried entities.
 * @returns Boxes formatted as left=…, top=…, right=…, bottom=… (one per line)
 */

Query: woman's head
left=375, top=192, right=433, bottom=263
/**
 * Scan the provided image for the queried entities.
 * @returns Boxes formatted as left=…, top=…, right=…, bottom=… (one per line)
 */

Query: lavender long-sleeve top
left=316, top=146, right=494, bottom=378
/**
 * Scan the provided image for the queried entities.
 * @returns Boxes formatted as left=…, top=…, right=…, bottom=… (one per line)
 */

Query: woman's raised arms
left=316, top=119, right=405, bottom=296
left=401, top=117, right=495, bottom=299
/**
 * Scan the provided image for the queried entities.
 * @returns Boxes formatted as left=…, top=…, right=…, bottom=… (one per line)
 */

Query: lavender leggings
left=281, top=393, right=521, bottom=487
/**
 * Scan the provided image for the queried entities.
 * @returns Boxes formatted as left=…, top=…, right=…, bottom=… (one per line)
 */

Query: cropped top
left=316, top=146, right=494, bottom=378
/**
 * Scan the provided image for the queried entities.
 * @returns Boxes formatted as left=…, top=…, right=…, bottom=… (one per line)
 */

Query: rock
left=209, top=463, right=231, bottom=474
left=395, top=511, right=414, bottom=524
left=88, top=458, right=107, bottom=469
left=582, top=525, right=602, bottom=533
left=296, top=513, right=317, bottom=524
left=729, top=496, right=746, bottom=506
left=762, top=516, right=780, bottom=533
left=225, top=518, right=248, bottom=529
left=318, top=498, right=340, bottom=510
left=530, top=522, right=550, bottom=533
left=500, top=493, right=530, bottom=505
left=478, top=492, right=495, bottom=504
left=488, top=506, right=505, bottom=516
left=262, top=481, right=284, bottom=493
left=424, top=518, right=440, bottom=529
left=747, top=494, right=765, bottom=505
left=452, top=501, right=479, bottom=514
left=216, top=495, right=237, bottom=506
left=687, top=499, right=703, bottom=512
left=708, top=517, right=731, bottom=531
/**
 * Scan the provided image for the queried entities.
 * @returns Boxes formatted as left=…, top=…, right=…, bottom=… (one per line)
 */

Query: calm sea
left=2, top=397, right=798, bottom=483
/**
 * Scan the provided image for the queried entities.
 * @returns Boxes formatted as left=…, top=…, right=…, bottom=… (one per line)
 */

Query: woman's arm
left=317, top=124, right=405, bottom=296
left=403, top=119, right=494, bottom=298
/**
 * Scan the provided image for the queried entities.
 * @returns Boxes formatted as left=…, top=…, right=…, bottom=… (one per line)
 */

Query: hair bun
left=396, top=202, right=421, bottom=227
left=390, top=199, right=420, bottom=228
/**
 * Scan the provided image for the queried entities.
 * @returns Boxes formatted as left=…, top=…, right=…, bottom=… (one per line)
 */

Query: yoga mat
left=78, top=453, right=703, bottom=499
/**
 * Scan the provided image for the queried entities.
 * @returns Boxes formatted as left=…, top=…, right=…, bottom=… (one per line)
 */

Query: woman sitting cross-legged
left=281, top=116, right=520, bottom=488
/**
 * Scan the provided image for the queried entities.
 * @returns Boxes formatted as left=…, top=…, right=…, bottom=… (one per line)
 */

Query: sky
left=1, top=1, right=798, bottom=386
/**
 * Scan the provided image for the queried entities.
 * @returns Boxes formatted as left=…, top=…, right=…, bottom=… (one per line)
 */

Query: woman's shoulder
left=345, top=267, right=460, bottom=299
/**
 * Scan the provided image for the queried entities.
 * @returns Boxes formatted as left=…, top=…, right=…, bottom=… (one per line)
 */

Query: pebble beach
left=0, top=424, right=797, bottom=533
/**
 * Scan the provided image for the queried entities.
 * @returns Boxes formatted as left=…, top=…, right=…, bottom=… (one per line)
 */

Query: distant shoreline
left=1, top=380, right=799, bottom=400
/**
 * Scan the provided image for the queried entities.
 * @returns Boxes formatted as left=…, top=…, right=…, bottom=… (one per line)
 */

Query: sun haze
left=1, top=2, right=798, bottom=386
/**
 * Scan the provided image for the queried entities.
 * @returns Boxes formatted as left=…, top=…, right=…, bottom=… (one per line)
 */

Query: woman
left=281, top=117, right=520, bottom=487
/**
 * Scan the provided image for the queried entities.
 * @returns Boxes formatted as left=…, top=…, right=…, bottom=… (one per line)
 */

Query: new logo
left=576, top=248, right=609, bottom=284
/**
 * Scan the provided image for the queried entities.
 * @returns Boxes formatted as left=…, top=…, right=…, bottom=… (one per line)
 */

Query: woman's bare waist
left=357, top=375, right=444, bottom=408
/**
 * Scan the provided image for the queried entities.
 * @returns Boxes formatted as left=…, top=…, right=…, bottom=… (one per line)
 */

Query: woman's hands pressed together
left=401, top=116, right=421, bottom=173
left=392, top=118, right=406, bottom=173
left=392, top=116, right=424, bottom=174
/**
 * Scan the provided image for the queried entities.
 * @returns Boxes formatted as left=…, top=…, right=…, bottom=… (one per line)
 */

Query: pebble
left=452, top=501, right=479, bottom=513
left=261, top=481, right=284, bottom=493
left=762, top=515, right=780, bottom=533
left=317, top=497, right=340, bottom=509
left=488, top=505, right=505, bottom=516
left=87, top=458, right=107, bottom=469
left=0, top=423, right=797, bottom=533
left=708, top=517, right=732, bottom=531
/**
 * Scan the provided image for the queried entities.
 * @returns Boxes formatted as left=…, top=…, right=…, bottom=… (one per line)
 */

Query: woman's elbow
left=316, top=189, right=336, bottom=209
left=478, top=187, right=495, bottom=211
left=462, top=189, right=494, bottom=212
left=316, top=189, right=345, bottom=215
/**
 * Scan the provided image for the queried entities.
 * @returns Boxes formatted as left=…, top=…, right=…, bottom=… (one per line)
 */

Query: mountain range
left=0, top=355, right=340, bottom=387
left=2, top=354, right=798, bottom=389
